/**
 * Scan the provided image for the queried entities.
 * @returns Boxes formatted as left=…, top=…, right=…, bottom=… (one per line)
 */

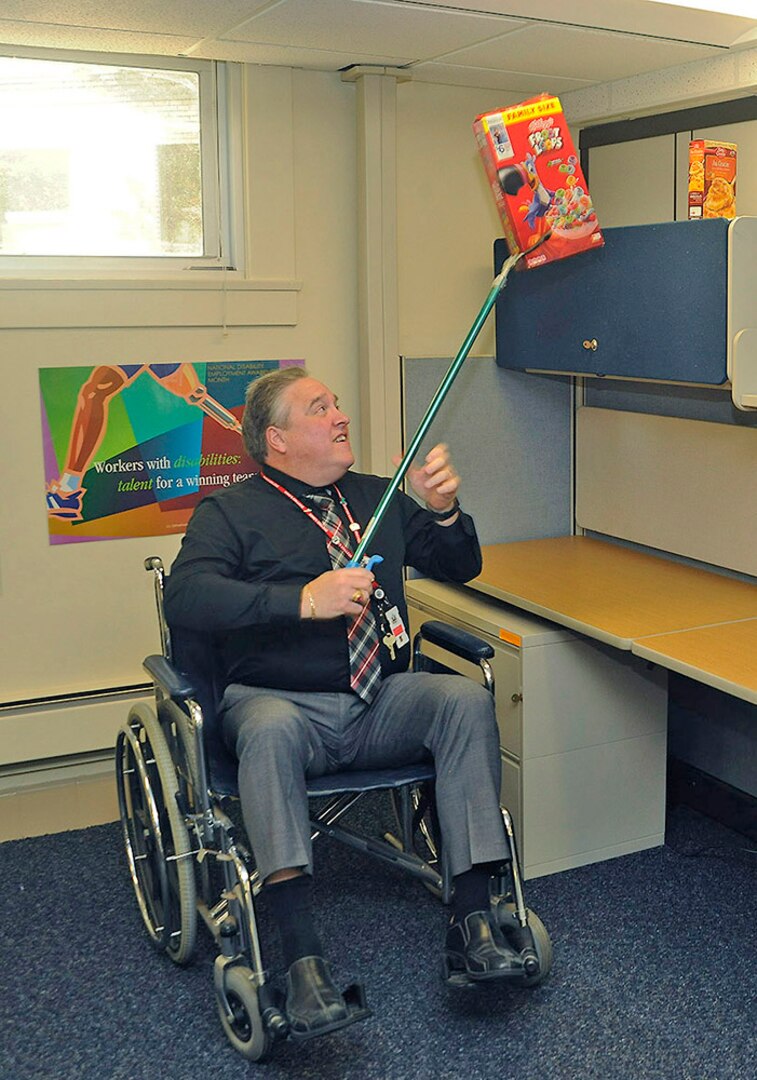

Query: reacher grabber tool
left=348, top=238, right=546, bottom=569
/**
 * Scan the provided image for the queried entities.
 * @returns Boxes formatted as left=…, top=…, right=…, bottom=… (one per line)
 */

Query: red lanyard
left=259, top=471, right=362, bottom=561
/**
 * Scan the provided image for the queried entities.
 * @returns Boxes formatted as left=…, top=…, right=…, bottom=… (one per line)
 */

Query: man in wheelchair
left=164, top=366, right=514, bottom=1040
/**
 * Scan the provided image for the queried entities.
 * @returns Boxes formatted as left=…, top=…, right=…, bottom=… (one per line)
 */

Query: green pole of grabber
left=349, top=247, right=524, bottom=568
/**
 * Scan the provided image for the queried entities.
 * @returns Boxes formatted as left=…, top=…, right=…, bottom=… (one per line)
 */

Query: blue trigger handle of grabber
left=347, top=554, right=383, bottom=571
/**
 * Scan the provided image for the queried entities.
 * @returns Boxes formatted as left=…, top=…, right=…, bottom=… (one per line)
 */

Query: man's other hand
left=394, top=443, right=460, bottom=515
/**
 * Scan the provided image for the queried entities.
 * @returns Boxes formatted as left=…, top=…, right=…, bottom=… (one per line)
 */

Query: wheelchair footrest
left=442, top=944, right=531, bottom=988
left=287, top=982, right=372, bottom=1043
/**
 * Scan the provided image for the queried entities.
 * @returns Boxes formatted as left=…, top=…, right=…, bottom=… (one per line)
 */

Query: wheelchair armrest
left=143, top=654, right=197, bottom=703
left=415, top=620, right=494, bottom=663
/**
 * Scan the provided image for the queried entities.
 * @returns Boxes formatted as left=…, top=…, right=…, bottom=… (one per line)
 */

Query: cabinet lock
left=511, top=692, right=523, bottom=703
left=582, top=339, right=598, bottom=351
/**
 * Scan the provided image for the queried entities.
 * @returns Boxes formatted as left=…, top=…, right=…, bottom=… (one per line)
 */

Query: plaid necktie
left=305, top=493, right=382, bottom=703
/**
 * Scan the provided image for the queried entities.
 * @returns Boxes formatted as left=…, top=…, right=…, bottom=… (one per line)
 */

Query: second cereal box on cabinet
left=688, top=139, right=737, bottom=220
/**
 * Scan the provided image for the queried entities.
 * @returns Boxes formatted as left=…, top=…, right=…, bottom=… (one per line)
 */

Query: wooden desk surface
left=473, top=537, right=757, bottom=650
left=632, top=620, right=757, bottom=705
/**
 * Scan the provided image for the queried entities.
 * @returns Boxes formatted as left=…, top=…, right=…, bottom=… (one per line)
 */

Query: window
left=0, top=48, right=239, bottom=273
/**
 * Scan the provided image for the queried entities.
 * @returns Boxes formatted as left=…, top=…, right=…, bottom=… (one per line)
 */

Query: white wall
left=396, top=81, right=515, bottom=360
left=0, top=67, right=361, bottom=758
left=0, top=66, right=516, bottom=765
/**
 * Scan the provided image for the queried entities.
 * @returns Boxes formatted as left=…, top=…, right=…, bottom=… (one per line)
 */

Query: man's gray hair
left=242, top=366, right=309, bottom=463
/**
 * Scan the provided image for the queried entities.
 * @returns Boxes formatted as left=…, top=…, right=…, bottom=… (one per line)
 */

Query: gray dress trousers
left=219, top=671, right=508, bottom=882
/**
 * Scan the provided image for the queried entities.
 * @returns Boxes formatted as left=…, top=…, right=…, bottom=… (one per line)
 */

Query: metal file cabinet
left=406, top=579, right=668, bottom=879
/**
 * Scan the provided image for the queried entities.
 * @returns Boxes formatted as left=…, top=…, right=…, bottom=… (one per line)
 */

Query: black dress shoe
left=443, top=910, right=520, bottom=985
left=285, top=956, right=352, bottom=1040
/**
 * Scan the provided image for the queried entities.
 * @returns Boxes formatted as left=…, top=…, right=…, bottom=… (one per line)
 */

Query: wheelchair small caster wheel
left=495, top=903, right=553, bottom=987
left=216, top=966, right=273, bottom=1061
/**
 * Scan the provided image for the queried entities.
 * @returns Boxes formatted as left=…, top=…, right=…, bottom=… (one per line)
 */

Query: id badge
left=385, top=605, right=409, bottom=651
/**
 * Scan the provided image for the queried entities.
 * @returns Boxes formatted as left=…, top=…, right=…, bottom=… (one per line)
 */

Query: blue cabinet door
left=495, top=218, right=730, bottom=385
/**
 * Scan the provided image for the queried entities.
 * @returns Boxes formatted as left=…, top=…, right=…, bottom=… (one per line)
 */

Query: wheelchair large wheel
left=216, top=965, right=272, bottom=1061
left=116, top=703, right=197, bottom=964
left=389, top=783, right=443, bottom=899
left=158, top=697, right=201, bottom=805
left=496, top=903, right=553, bottom=987
left=156, top=697, right=215, bottom=905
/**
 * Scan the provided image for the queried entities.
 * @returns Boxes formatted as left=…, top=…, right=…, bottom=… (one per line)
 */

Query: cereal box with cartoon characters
left=474, top=95, right=603, bottom=269
left=688, top=139, right=737, bottom=220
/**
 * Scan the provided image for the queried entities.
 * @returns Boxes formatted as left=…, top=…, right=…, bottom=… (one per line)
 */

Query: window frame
left=0, top=44, right=243, bottom=277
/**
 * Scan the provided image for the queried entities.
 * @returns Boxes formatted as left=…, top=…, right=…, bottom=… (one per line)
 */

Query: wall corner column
left=342, top=66, right=410, bottom=474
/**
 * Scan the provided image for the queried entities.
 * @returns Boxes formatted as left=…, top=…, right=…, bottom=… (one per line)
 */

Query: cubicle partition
left=402, top=263, right=757, bottom=870
left=580, top=377, right=757, bottom=798
left=401, top=356, right=572, bottom=547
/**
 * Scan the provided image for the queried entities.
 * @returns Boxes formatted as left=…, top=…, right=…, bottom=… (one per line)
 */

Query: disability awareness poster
left=40, top=359, right=304, bottom=544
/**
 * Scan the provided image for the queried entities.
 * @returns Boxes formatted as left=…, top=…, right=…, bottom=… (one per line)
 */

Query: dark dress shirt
left=164, top=465, right=482, bottom=695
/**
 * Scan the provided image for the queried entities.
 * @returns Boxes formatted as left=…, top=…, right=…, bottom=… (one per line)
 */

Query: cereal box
left=473, top=94, right=603, bottom=269
left=688, top=139, right=737, bottom=220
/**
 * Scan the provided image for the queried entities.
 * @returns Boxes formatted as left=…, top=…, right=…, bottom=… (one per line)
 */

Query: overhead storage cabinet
left=494, top=217, right=757, bottom=408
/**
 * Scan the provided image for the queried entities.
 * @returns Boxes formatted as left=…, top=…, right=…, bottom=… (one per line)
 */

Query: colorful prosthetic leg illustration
left=46, top=362, right=242, bottom=521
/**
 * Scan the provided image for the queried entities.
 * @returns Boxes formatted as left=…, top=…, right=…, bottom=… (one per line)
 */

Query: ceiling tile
left=0, top=2, right=264, bottom=38
left=222, top=0, right=526, bottom=59
left=408, top=61, right=593, bottom=95
left=192, top=38, right=413, bottom=69
left=397, top=1, right=757, bottom=49
left=439, top=23, right=719, bottom=83
left=0, top=18, right=198, bottom=57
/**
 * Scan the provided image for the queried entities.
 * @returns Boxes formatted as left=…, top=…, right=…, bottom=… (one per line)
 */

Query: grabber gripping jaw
left=347, top=554, right=384, bottom=572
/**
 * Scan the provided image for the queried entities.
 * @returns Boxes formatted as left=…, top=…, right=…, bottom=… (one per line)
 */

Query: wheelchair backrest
left=170, top=621, right=240, bottom=796
left=146, top=557, right=238, bottom=794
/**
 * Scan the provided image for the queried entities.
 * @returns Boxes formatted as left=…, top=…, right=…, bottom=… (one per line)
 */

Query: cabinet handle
left=511, top=692, right=523, bottom=703
left=582, top=339, right=598, bottom=351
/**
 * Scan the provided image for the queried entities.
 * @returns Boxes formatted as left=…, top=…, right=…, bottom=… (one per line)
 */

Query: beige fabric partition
left=575, top=406, right=757, bottom=576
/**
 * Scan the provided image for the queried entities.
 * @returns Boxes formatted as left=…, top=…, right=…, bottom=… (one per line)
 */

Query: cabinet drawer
left=521, top=732, right=667, bottom=870
left=520, top=637, right=667, bottom=758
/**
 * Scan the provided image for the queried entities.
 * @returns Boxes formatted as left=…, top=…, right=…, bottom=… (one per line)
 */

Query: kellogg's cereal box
left=474, top=94, right=603, bottom=269
left=688, top=139, right=737, bottom=220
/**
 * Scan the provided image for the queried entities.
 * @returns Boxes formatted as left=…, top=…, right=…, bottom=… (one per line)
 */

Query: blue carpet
left=0, top=800, right=754, bottom=1080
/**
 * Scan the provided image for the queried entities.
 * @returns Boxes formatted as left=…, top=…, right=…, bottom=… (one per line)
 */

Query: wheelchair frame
left=115, top=557, right=552, bottom=1061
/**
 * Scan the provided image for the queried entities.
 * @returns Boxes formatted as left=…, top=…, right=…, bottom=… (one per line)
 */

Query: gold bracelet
left=304, top=586, right=317, bottom=619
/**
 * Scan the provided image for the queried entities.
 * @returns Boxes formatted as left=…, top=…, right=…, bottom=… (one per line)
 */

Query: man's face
left=269, top=377, right=354, bottom=485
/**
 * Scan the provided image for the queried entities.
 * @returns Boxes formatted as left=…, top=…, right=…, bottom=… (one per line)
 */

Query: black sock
left=451, top=864, right=498, bottom=923
left=264, top=875, right=324, bottom=969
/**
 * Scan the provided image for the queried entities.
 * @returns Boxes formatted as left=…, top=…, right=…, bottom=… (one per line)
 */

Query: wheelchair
left=115, top=556, right=552, bottom=1061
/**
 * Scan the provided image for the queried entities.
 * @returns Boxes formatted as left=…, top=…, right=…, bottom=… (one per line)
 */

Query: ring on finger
left=352, top=590, right=363, bottom=603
